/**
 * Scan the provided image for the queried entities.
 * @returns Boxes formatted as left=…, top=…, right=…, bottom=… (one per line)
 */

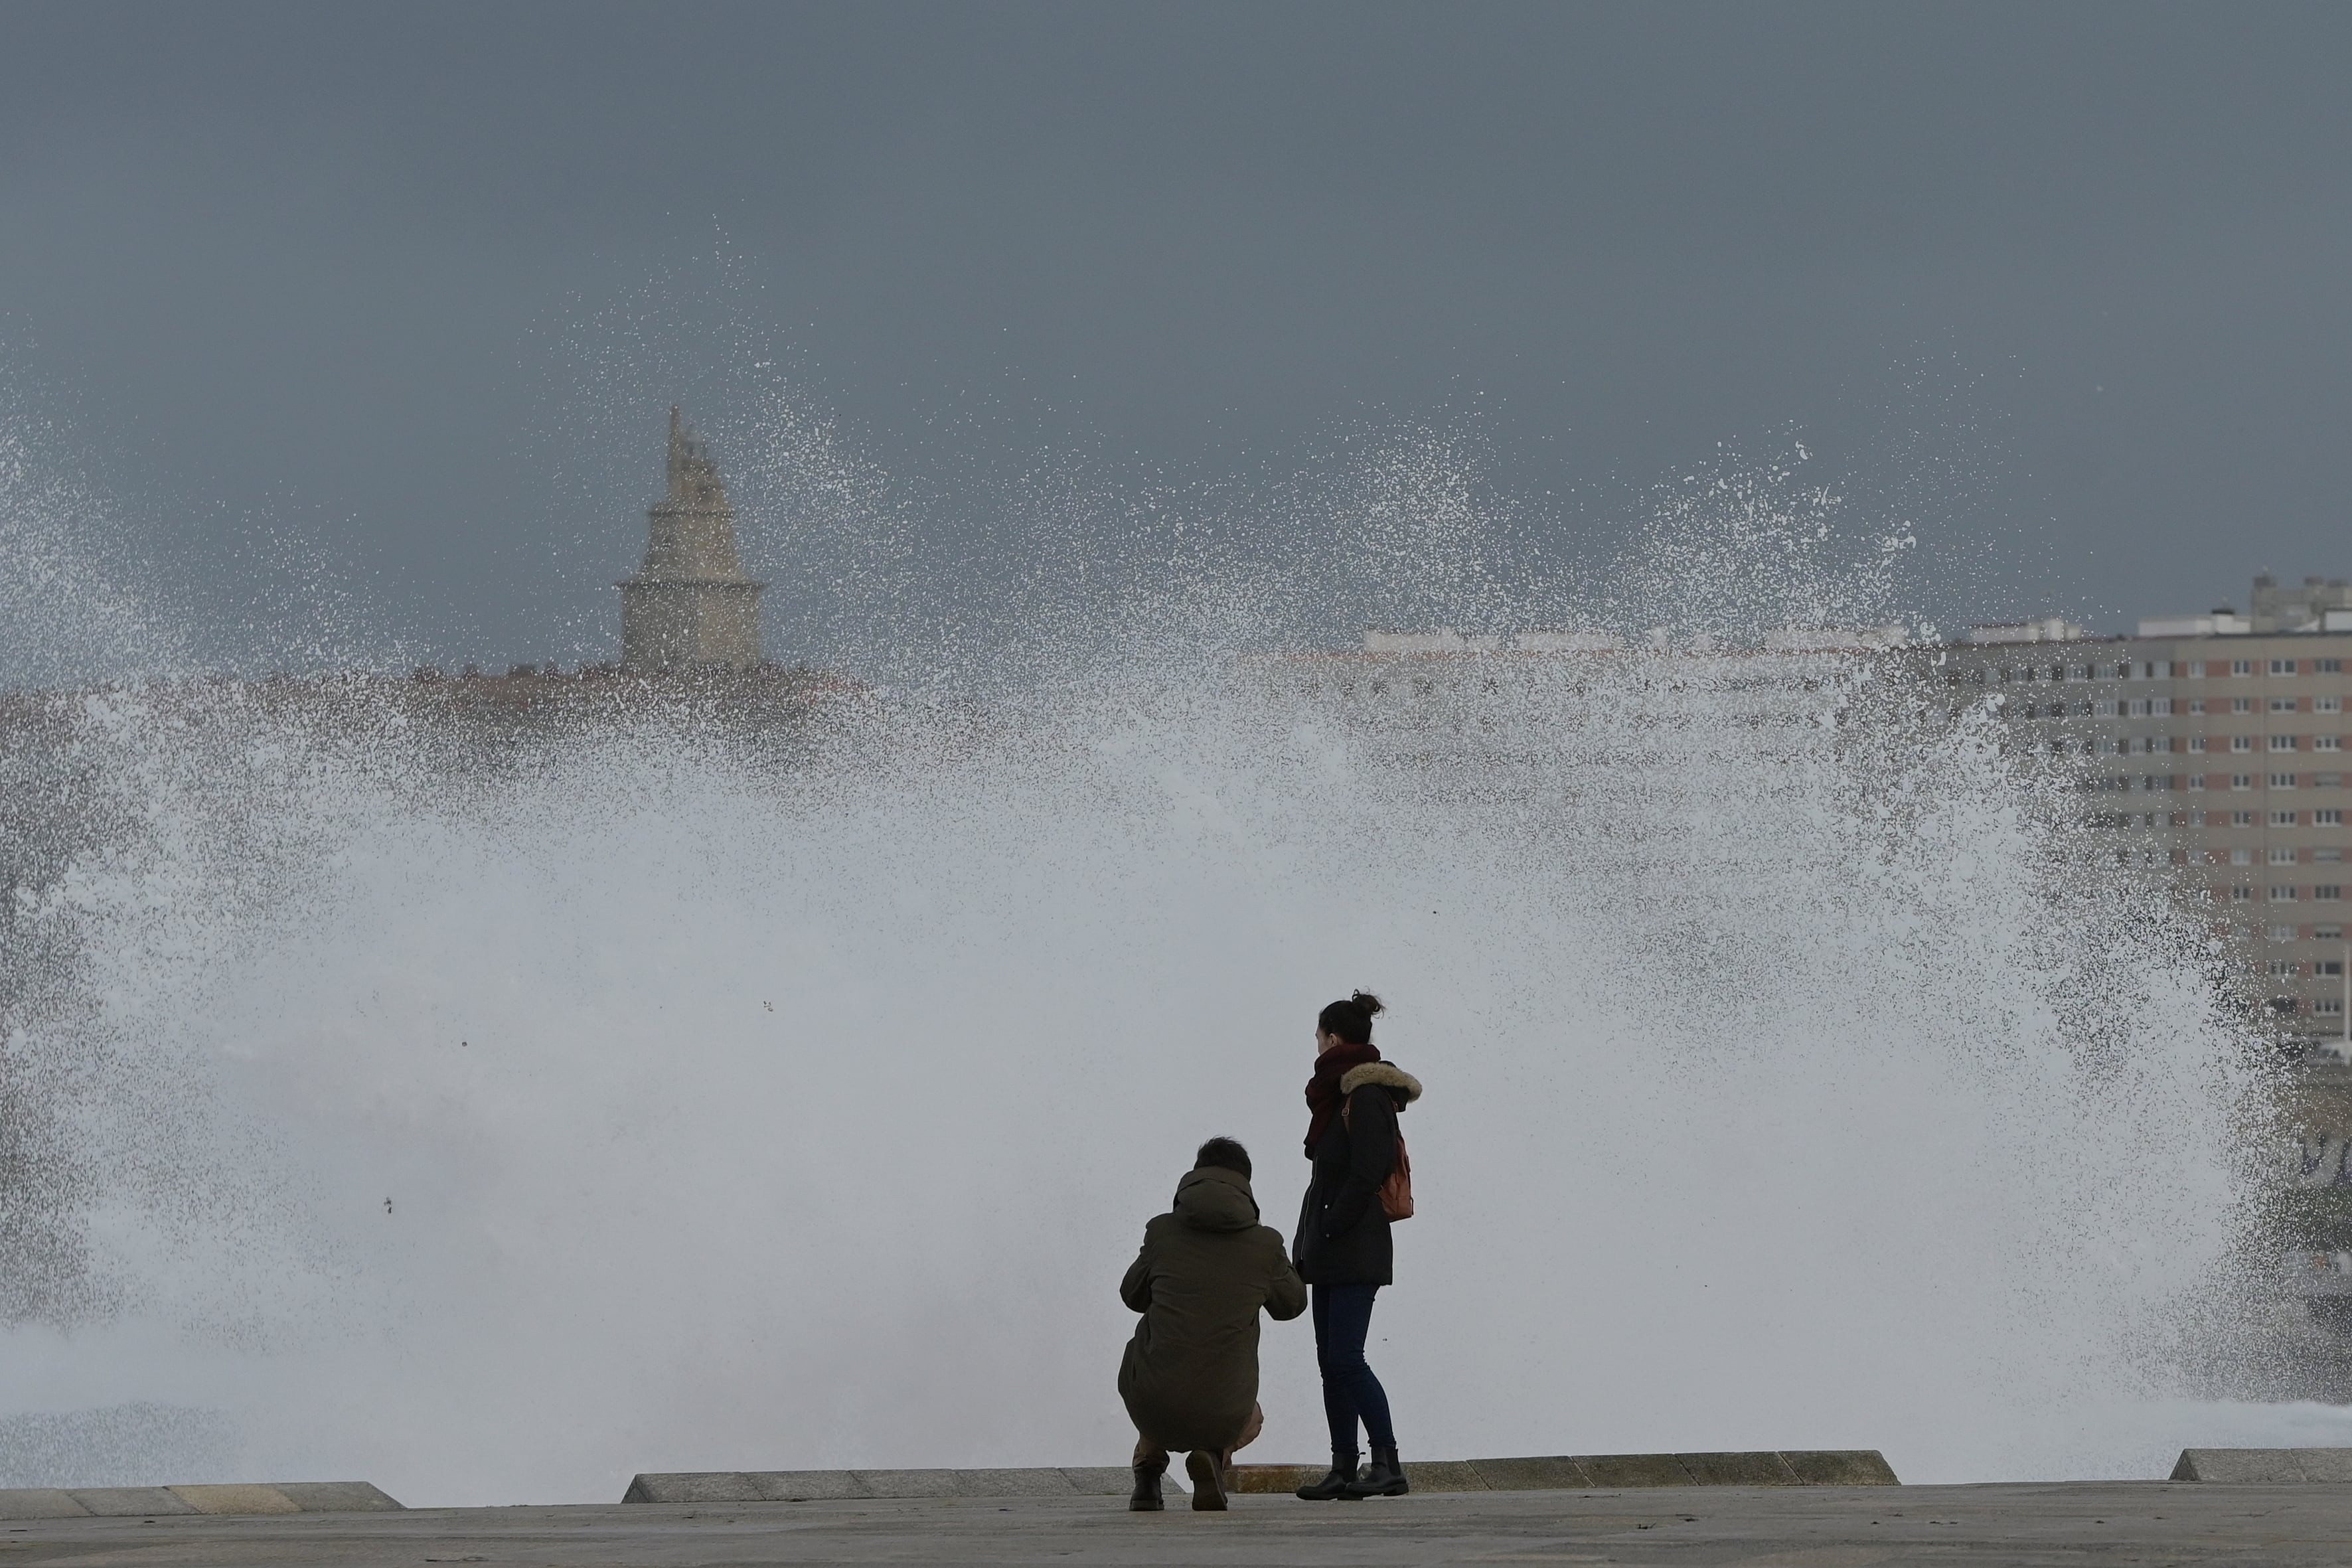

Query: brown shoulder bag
left=1342, top=1098, right=1415, bottom=1221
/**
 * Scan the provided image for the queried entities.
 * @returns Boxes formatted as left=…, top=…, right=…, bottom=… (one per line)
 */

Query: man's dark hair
left=1194, top=1137, right=1251, bottom=1180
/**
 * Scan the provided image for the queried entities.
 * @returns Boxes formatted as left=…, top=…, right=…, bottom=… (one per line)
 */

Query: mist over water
left=0, top=368, right=2332, bottom=1504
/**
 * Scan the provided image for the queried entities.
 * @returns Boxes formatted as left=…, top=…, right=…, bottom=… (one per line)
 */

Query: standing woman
left=1292, top=991, right=1421, bottom=1501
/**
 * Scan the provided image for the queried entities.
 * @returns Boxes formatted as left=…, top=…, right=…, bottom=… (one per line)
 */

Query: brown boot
left=1129, top=1455, right=1166, bottom=1511
left=1184, top=1450, right=1227, bottom=1511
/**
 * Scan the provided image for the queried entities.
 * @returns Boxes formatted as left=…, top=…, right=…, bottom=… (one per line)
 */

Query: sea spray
left=0, top=366, right=2289, bottom=1502
left=0, top=643, right=2272, bottom=1502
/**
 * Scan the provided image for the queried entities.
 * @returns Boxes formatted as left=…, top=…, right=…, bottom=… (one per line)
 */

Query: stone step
left=2171, top=1449, right=2352, bottom=1483
left=623, top=1468, right=1182, bottom=1503
left=1233, top=1450, right=1899, bottom=1492
left=0, top=1482, right=402, bottom=1519
left=621, top=1452, right=1897, bottom=1504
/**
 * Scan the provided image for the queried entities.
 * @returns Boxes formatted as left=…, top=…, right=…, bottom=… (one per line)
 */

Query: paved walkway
left=3, top=1482, right=2349, bottom=1565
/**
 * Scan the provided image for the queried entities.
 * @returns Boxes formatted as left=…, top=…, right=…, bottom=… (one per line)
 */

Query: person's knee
left=1318, top=1348, right=1360, bottom=1379
left=1324, top=1346, right=1369, bottom=1377
left=1231, top=1401, right=1265, bottom=1452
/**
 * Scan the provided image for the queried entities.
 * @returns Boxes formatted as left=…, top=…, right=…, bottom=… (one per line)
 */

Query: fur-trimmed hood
left=1340, top=1060, right=1422, bottom=1105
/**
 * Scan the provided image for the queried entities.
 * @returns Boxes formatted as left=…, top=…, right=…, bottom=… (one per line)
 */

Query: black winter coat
left=1293, top=1061, right=1421, bottom=1287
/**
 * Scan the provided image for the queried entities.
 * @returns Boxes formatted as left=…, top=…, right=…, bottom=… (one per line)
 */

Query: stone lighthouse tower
left=618, top=408, right=765, bottom=671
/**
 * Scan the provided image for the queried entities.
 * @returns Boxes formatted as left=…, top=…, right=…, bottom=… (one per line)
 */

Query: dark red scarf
left=1304, top=1040, right=1382, bottom=1156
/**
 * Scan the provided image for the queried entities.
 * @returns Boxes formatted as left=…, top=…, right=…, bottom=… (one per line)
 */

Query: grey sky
left=2, top=1, right=2348, bottom=672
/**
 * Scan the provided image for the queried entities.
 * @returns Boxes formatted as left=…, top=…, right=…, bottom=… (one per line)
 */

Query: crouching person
left=1119, top=1137, right=1308, bottom=1512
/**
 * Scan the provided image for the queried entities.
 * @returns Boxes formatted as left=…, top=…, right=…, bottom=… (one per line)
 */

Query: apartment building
left=1953, top=576, right=2352, bottom=1040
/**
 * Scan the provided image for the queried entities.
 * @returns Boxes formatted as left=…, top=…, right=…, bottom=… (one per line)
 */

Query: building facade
left=1956, top=579, right=2352, bottom=1038
left=618, top=408, right=765, bottom=671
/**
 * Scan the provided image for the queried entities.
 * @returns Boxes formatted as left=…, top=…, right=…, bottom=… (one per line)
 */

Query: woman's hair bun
left=1318, top=991, right=1383, bottom=1045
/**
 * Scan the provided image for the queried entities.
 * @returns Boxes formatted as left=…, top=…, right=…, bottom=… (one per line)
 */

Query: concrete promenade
left=2, top=1483, right=2349, bottom=1566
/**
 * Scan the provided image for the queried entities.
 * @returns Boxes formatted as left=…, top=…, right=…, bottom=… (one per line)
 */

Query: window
left=2128, top=699, right=2148, bottom=718
left=2190, top=736, right=2208, bottom=753
left=2321, top=849, right=2345, bottom=863
left=2191, top=809, right=2209, bottom=825
left=2234, top=773, right=2254, bottom=789
left=2272, top=847, right=2300, bottom=864
left=2231, top=736, right=2253, bottom=752
left=2150, top=661, right=2173, bottom=678
left=2272, top=997, right=2304, bottom=1014
left=2274, top=810, right=2300, bottom=826
left=2321, top=696, right=2343, bottom=714
left=2318, top=809, right=2343, bottom=825
left=2276, top=773, right=2301, bottom=788
left=2273, top=696, right=2301, bottom=712
left=2152, top=698, right=2173, bottom=716
left=2232, top=848, right=2254, bottom=866
left=2319, top=997, right=2345, bottom=1016
left=2094, top=699, right=2117, bottom=717
left=2320, top=659, right=2344, bottom=674
left=2233, top=696, right=2254, bottom=714
left=2273, top=659, right=2298, bottom=675
left=2274, top=886, right=2300, bottom=902
left=2189, top=698, right=2207, bottom=714
left=2322, top=737, right=2344, bottom=752
left=2270, top=959, right=2300, bottom=977
left=2321, top=961, right=2347, bottom=977
left=2098, top=737, right=2118, bottom=755
left=2188, top=661, right=2207, bottom=678
left=2272, top=923, right=2299, bottom=941
left=2322, top=886, right=2345, bottom=902
left=2273, top=736, right=2302, bottom=751
left=2317, top=925, right=2345, bottom=940
left=2234, top=810, right=2258, bottom=826
left=2233, top=659, right=2255, bottom=676
left=2189, top=767, right=2208, bottom=783
left=2233, top=885, right=2255, bottom=902
left=2322, top=774, right=2345, bottom=787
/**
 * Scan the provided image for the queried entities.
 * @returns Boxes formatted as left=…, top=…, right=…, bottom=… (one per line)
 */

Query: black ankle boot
left=1294, top=1452, right=1360, bottom=1500
left=1184, top=1450, right=1228, bottom=1511
left=1345, top=1445, right=1408, bottom=1498
left=1129, top=1456, right=1166, bottom=1511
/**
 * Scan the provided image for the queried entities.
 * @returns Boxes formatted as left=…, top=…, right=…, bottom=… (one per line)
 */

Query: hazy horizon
left=4, top=3, right=2349, bottom=676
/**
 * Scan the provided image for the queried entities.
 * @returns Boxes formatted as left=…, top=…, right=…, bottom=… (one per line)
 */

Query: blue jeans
left=1311, top=1283, right=1395, bottom=1456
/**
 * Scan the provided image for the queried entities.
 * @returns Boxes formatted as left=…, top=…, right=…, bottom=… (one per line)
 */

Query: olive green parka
left=1117, top=1165, right=1308, bottom=1453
